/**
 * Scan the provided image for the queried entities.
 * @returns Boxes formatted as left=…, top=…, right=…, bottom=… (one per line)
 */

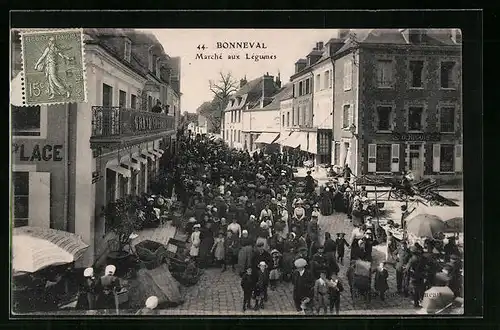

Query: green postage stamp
left=20, top=29, right=87, bottom=106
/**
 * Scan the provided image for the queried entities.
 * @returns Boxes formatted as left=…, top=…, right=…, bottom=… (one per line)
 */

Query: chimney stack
left=240, top=75, right=247, bottom=88
left=317, top=41, right=324, bottom=50
left=275, top=71, right=281, bottom=89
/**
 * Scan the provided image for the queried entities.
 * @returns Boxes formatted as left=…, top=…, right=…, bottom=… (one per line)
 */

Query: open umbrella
left=12, top=226, right=89, bottom=273
left=406, top=214, right=445, bottom=238
left=443, top=217, right=463, bottom=233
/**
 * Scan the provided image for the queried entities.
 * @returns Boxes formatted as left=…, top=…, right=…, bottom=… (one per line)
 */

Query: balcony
left=90, top=106, right=175, bottom=149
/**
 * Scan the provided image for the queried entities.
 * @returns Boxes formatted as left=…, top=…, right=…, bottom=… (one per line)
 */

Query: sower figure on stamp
left=34, top=37, right=72, bottom=99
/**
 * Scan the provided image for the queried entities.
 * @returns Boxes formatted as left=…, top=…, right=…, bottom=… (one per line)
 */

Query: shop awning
left=108, top=165, right=131, bottom=178
left=150, top=150, right=162, bottom=158
left=255, top=132, right=280, bottom=144
left=155, top=148, right=165, bottom=154
left=132, top=155, right=147, bottom=164
left=142, top=151, right=156, bottom=160
left=283, top=132, right=307, bottom=149
left=121, top=159, right=140, bottom=171
left=275, top=132, right=292, bottom=145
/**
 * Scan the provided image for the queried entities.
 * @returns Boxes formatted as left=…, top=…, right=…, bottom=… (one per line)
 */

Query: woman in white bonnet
left=78, top=267, right=101, bottom=310
left=97, top=265, right=121, bottom=309
left=135, top=296, right=159, bottom=315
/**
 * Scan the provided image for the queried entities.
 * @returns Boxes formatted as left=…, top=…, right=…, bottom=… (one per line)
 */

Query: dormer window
left=236, top=96, right=242, bottom=106
left=148, top=49, right=153, bottom=72
left=409, top=30, right=423, bottom=44
left=124, top=39, right=132, bottom=62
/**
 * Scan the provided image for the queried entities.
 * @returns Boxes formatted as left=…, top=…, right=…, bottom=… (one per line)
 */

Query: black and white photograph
left=10, top=12, right=474, bottom=317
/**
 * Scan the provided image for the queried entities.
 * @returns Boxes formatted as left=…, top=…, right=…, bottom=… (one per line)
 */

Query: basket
left=135, top=240, right=167, bottom=270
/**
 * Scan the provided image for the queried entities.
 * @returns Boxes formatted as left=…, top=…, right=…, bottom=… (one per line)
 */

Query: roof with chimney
left=83, top=28, right=180, bottom=93
left=225, top=74, right=281, bottom=111
left=263, top=83, right=294, bottom=110
left=292, top=29, right=461, bottom=79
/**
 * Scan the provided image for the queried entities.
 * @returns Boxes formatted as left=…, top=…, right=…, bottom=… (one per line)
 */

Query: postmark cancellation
left=19, top=29, right=87, bottom=106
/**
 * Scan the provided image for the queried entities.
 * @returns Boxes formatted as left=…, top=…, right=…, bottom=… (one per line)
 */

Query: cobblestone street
left=164, top=211, right=418, bottom=315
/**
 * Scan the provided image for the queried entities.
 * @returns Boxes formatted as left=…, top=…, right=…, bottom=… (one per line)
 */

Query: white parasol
left=12, top=226, right=89, bottom=273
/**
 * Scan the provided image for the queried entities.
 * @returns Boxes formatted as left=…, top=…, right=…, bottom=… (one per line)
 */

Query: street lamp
left=348, top=123, right=358, bottom=138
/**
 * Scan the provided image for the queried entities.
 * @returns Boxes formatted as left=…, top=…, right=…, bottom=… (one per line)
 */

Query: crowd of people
left=68, top=131, right=463, bottom=314
left=161, top=132, right=463, bottom=313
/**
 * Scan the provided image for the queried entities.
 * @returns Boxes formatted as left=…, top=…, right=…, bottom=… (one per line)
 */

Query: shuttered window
left=343, top=105, right=351, bottom=128
left=368, top=144, right=377, bottom=173
left=391, top=144, right=400, bottom=172
left=344, top=60, right=352, bottom=91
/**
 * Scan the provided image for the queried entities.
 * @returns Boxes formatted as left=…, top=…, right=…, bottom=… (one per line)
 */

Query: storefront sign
left=392, top=133, right=441, bottom=142
left=14, top=143, right=64, bottom=161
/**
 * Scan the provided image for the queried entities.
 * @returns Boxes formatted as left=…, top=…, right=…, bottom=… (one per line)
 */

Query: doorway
left=409, top=144, right=423, bottom=180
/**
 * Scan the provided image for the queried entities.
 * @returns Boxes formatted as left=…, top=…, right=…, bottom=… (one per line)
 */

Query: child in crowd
left=211, top=231, right=225, bottom=271
left=335, top=233, right=350, bottom=265
left=240, top=267, right=255, bottom=312
left=327, top=273, right=344, bottom=315
left=313, top=271, right=330, bottom=315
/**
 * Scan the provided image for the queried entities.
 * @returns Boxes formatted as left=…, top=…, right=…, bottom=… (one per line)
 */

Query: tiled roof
left=84, top=28, right=175, bottom=84
left=263, top=83, right=293, bottom=110
left=234, top=77, right=263, bottom=97
left=334, top=29, right=460, bottom=54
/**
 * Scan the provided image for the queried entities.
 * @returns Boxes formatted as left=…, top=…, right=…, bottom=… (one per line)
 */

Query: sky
left=145, top=29, right=339, bottom=113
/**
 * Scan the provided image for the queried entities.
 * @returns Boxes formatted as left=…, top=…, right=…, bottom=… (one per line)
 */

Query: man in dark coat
left=406, top=246, right=426, bottom=307
left=311, top=246, right=329, bottom=279
left=395, top=240, right=411, bottom=296
left=305, top=171, right=315, bottom=196
left=292, top=258, right=314, bottom=311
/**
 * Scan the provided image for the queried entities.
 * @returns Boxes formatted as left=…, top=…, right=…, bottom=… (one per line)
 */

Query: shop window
left=106, top=168, right=116, bottom=203
left=440, top=144, right=454, bottom=172
left=409, top=61, right=424, bottom=88
left=440, top=107, right=455, bottom=132
left=315, top=74, right=321, bottom=92
left=130, top=170, right=138, bottom=195
left=12, top=172, right=29, bottom=227
left=119, top=174, right=128, bottom=198
left=377, top=60, right=393, bottom=88
left=342, top=105, right=351, bottom=128
left=408, top=107, right=423, bottom=131
left=440, top=61, right=456, bottom=89
left=376, top=144, right=391, bottom=172
left=12, top=105, right=41, bottom=136
left=376, top=106, right=392, bottom=131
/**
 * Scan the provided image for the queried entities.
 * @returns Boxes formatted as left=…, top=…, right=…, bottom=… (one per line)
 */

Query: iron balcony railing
left=91, top=106, right=175, bottom=138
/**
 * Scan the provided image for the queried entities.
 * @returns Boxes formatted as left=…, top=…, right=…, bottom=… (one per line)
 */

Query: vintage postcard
left=19, top=29, right=86, bottom=106
left=10, top=26, right=464, bottom=316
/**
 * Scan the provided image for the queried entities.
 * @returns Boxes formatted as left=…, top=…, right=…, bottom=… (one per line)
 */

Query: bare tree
left=206, top=71, right=239, bottom=133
